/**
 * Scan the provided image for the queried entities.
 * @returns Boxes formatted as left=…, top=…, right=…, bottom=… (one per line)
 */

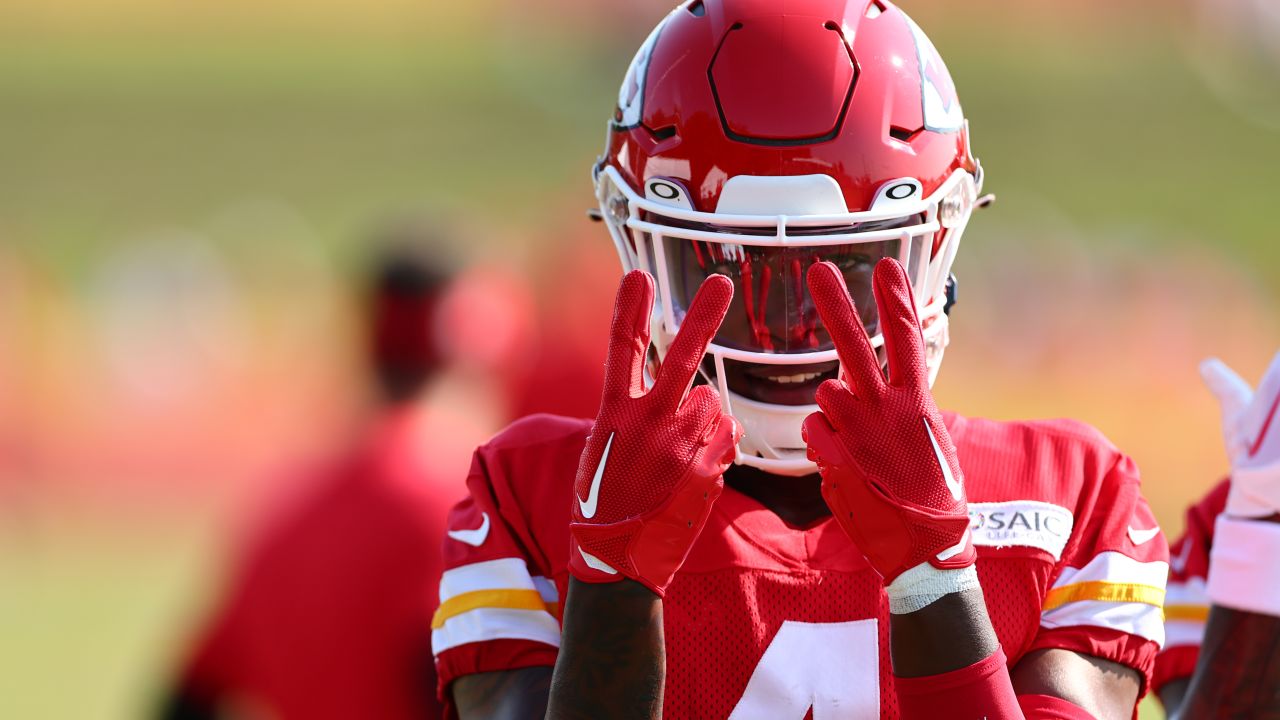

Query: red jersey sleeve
left=179, top=584, right=245, bottom=700
left=1151, top=478, right=1227, bottom=694
left=431, top=415, right=586, bottom=713
left=176, top=484, right=303, bottom=700
left=1027, top=450, right=1169, bottom=694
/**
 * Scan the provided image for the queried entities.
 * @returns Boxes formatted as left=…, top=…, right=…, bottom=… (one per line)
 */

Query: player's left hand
left=1201, top=351, right=1280, bottom=518
left=802, top=259, right=975, bottom=585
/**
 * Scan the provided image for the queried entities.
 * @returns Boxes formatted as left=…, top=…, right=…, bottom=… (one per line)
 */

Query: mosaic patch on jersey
left=968, top=501, right=1074, bottom=560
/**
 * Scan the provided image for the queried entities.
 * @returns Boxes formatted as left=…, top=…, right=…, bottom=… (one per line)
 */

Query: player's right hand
left=802, top=260, right=975, bottom=586
left=1201, top=352, right=1280, bottom=518
left=568, top=270, right=742, bottom=597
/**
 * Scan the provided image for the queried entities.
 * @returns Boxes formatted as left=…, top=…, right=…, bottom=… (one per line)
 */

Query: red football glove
left=569, top=270, right=742, bottom=597
left=802, top=259, right=975, bottom=585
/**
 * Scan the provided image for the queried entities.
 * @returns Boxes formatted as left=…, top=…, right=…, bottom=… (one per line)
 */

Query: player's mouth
left=720, top=359, right=841, bottom=406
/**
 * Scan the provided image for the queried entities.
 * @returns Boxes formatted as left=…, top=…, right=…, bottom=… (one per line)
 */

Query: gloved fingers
left=680, top=384, right=723, bottom=426
left=1241, top=351, right=1280, bottom=456
left=654, top=274, right=733, bottom=409
left=702, top=412, right=743, bottom=467
left=1200, top=357, right=1253, bottom=422
left=1254, top=350, right=1280, bottom=402
left=725, top=415, right=745, bottom=461
left=813, top=378, right=857, bottom=430
left=604, top=270, right=657, bottom=398
left=680, top=387, right=741, bottom=466
left=801, top=409, right=846, bottom=467
left=872, top=259, right=927, bottom=388
left=807, top=261, right=884, bottom=397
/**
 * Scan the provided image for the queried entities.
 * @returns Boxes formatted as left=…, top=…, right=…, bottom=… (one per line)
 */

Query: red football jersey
left=1151, top=478, right=1228, bottom=694
left=182, top=407, right=483, bottom=720
left=433, top=413, right=1169, bottom=719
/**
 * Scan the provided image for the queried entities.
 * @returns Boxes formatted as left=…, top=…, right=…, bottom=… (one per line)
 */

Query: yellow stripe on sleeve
left=1043, top=581, right=1166, bottom=613
left=431, top=589, right=556, bottom=629
left=1163, top=604, right=1210, bottom=623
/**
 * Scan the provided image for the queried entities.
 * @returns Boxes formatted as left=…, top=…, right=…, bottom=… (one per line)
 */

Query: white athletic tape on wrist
left=1207, top=515, right=1280, bottom=617
left=886, top=562, right=980, bottom=615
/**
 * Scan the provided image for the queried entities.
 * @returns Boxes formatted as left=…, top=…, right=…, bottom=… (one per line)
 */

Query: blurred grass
left=0, top=31, right=621, bottom=275
left=0, top=513, right=218, bottom=718
left=1, top=6, right=1276, bottom=274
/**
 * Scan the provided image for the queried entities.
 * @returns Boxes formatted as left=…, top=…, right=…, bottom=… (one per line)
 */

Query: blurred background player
left=159, top=227, right=478, bottom=720
left=1155, top=352, right=1280, bottom=718
left=502, top=230, right=616, bottom=422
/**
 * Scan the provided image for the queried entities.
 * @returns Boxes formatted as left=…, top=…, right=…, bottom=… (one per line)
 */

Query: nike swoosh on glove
left=568, top=270, right=742, bottom=597
left=802, top=259, right=975, bottom=585
left=1201, top=351, right=1280, bottom=518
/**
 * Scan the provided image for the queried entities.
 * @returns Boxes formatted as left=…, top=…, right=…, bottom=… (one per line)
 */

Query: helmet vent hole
left=890, top=126, right=922, bottom=143
left=649, top=125, right=678, bottom=141
left=687, top=0, right=705, bottom=17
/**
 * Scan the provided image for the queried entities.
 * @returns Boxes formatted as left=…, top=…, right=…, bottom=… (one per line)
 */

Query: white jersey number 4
left=727, top=619, right=880, bottom=720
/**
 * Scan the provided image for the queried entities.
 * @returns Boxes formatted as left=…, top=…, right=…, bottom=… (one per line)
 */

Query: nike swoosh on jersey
left=579, top=432, right=614, bottom=519
left=924, top=417, right=963, bottom=501
left=1170, top=538, right=1193, bottom=574
left=447, top=512, right=491, bottom=547
left=1127, top=525, right=1161, bottom=546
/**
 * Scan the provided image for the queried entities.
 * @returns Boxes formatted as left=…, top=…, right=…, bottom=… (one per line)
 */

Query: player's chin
left=720, top=359, right=840, bottom=406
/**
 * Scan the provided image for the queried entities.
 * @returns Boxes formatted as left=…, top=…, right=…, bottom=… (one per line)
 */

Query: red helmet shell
left=605, top=0, right=977, bottom=219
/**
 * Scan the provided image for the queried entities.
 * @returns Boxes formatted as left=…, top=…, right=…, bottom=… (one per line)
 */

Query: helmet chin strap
left=725, top=390, right=821, bottom=477
left=707, top=352, right=820, bottom=477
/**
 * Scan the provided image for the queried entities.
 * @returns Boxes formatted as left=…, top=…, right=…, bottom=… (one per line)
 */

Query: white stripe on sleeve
left=440, top=557, right=549, bottom=603
left=1165, top=577, right=1208, bottom=608
left=1051, top=551, right=1169, bottom=589
left=1164, top=620, right=1206, bottom=649
left=1041, top=599, right=1166, bottom=646
left=432, top=607, right=562, bottom=655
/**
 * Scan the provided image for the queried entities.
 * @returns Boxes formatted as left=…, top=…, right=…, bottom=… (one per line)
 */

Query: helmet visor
left=658, top=218, right=927, bottom=355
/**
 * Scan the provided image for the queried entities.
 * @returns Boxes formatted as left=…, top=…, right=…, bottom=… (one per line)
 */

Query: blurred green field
left=0, top=516, right=214, bottom=718
left=3, top=5, right=1278, bottom=273
left=1, top=1, right=1277, bottom=717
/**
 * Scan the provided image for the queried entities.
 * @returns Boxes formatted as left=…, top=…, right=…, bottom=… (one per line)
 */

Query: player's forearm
left=454, top=668, right=553, bottom=720
left=546, top=578, right=665, bottom=720
left=889, top=585, right=1031, bottom=720
left=888, top=585, right=999, bottom=676
left=1173, top=515, right=1280, bottom=717
left=1157, top=678, right=1190, bottom=718
left=1174, top=606, right=1280, bottom=718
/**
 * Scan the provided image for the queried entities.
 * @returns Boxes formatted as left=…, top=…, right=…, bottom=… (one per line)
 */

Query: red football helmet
left=593, top=0, right=983, bottom=476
